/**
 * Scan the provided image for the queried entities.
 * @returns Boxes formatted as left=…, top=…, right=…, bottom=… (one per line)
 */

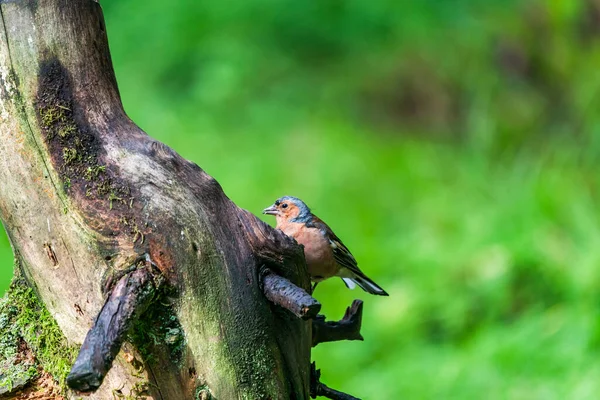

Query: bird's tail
left=342, top=275, right=388, bottom=296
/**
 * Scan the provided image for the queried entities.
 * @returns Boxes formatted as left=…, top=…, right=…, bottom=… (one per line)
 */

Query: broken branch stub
left=261, top=268, right=321, bottom=320
left=310, top=362, right=361, bottom=400
left=66, top=267, right=156, bottom=392
left=312, top=299, right=364, bottom=347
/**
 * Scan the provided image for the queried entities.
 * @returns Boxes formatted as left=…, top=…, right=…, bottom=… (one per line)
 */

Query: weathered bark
left=0, top=0, right=316, bottom=398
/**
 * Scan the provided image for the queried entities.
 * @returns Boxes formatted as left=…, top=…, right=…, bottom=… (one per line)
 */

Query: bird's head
left=263, top=196, right=311, bottom=223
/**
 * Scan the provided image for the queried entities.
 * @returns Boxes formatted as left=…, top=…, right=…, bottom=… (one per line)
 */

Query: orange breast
left=278, top=222, right=339, bottom=281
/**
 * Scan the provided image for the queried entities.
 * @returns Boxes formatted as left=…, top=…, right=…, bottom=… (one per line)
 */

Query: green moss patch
left=0, top=272, right=77, bottom=394
left=127, top=287, right=185, bottom=366
left=195, top=384, right=215, bottom=400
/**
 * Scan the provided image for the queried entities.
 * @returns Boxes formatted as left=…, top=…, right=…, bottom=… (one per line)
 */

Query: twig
left=312, top=300, right=364, bottom=347
left=310, top=362, right=361, bottom=400
left=66, top=267, right=156, bottom=392
left=261, top=268, right=321, bottom=320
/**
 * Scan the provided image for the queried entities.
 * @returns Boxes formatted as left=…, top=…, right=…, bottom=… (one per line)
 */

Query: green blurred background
left=2, top=0, right=600, bottom=398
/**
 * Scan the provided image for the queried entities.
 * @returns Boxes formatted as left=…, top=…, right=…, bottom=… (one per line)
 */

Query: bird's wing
left=308, top=215, right=389, bottom=296
left=307, top=216, right=361, bottom=275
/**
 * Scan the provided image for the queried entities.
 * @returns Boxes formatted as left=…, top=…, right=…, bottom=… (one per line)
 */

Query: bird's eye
left=282, top=203, right=288, bottom=209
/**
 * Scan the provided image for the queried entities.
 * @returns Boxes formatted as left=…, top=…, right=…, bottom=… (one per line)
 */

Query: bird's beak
left=263, top=205, right=279, bottom=216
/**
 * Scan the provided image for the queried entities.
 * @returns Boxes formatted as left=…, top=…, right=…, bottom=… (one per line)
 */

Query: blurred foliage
left=2, top=0, right=600, bottom=398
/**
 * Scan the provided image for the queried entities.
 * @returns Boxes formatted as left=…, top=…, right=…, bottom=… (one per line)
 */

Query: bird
left=263, top=196, right=388, bottom=296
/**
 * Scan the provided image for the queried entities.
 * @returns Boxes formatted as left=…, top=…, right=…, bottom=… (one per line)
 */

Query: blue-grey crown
left=276, top=196, right=312, bottom=223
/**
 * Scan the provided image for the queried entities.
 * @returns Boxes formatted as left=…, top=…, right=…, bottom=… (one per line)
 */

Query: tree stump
left=0, top=0, right=364, bottom=398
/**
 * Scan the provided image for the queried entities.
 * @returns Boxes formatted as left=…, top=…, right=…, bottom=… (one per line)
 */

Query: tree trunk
left=0, top=0, right=316, bottom=398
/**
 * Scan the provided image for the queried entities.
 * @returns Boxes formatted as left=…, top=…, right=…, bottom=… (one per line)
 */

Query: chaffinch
left=263, top=196, right=388, bottom=296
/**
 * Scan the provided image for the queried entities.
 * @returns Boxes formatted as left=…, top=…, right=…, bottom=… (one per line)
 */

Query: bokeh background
left=2, top=0, right=600, bottom=398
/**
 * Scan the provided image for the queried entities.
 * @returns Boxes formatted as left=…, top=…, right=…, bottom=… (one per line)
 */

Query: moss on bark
left=0, top=263, right=77, bottom=396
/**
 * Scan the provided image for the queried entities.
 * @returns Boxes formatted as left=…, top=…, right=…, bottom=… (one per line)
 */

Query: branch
left=261, top=268, right=321, bottom=320
left=310, top=362, right=361, bottom=400
left=66, top=267, right=157, bottom=392
left=312, top=300, right=364, bottom=347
